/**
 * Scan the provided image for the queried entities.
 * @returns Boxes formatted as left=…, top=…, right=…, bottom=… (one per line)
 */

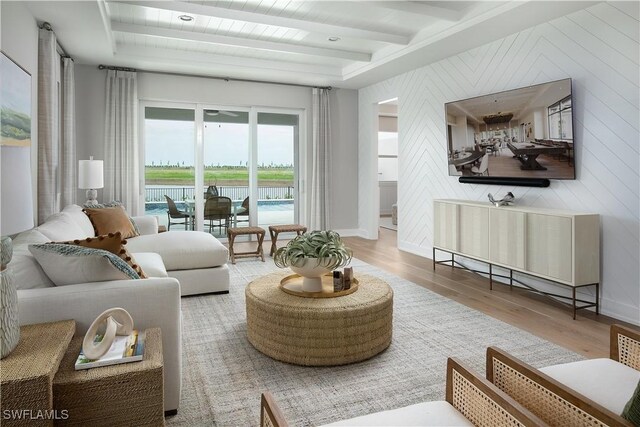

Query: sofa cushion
left=62, top=205, right=96, bottom=237
left=133, top=253, right=168, bottom=278
left=56, top=232, right=147, bottom=279
left=321, top=401, right=473, bottom=426
left=84, top=206, right=139, bottom=239
left=126, top=231, right=228, bottom=271
left=11, top=230, right=55, bottom=290
left=36, top=212, right=87, bottom=241
left=28, top=244, right=140, bottom=286
left=540, top=358, right=640, bottom=415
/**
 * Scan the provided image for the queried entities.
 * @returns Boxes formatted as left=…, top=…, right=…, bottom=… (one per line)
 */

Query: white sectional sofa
left=11, top=204, right=231, bottom=413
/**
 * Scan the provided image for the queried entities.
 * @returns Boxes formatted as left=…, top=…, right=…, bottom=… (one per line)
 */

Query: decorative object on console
left=78, top=156, right=104, bottom=206
left=82, top=307, right=134, bottom=360
left=273, top=230, right=352, bottom=292
left=488, top=192, right=515, bottom=207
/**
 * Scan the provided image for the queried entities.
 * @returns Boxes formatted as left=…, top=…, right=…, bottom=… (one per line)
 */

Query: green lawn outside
left=145, top=166, right=293, bottom=186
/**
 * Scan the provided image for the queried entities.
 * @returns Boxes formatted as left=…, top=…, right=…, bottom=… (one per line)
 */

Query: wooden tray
left=279, top=273, right=359, bottom=298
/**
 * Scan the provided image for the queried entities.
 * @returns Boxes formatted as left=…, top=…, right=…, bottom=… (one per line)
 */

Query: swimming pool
left=145, top=199, right=294, bottom=216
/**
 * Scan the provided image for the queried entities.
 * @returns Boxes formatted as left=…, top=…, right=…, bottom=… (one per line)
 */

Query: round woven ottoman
left=245, top=271, right=393, bottom=366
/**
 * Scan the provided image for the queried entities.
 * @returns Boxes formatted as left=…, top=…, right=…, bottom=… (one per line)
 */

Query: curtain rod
left=97, top=64, right=332, bottom=90
left=38, top=22, right=72, bottom=59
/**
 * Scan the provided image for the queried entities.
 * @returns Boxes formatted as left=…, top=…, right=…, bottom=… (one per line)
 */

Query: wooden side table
left=53, top=328, right=164, bottom=426
left=0, top=320, right=75, bottom=427
left=268, top=224, right=307, bottom=256
left=227, top=226, right=266, bottom=264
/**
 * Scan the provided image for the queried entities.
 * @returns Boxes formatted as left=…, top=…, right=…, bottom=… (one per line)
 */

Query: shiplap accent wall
left=358, top=2, right=639, bottom=323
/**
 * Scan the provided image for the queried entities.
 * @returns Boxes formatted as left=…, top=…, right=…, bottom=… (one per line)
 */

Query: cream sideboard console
left=433, top=199, right=600, bottom=319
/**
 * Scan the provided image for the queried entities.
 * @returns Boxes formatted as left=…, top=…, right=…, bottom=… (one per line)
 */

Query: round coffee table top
left=245, top=270, right=394, bottom=366
left=246, top=271, right=392, bottom=314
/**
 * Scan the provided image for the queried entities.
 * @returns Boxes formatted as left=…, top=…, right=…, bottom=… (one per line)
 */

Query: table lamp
left=1, top=145, right=35, bottom=358
left=79, top=156, right=104, bottom=206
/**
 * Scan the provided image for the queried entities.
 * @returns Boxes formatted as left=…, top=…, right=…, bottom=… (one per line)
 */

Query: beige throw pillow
left=83, top=206, right=139, bottom=239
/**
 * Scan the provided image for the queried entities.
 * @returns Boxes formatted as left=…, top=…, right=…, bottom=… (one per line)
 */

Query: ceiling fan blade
left=220, top=110, right=239, bottom=117
left=204, top=110, right=219, bottom=116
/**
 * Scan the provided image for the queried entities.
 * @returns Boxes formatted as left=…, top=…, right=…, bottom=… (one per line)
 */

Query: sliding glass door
left=142, top=102, right=303, bottom=238
left=143, top=106, right=195, bottom=231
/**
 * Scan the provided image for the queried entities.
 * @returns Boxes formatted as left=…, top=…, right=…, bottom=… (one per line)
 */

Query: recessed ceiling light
left=327, top=36, right=341, bottom=42
left=178, top=15, right=194, bottom=22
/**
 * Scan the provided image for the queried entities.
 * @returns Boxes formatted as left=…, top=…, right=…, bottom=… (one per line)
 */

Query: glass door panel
left=203, top=109, right=250, bottom=237
left=143, top=107, right=195, bottom=231
left=256, top=112, right=298, bottom=227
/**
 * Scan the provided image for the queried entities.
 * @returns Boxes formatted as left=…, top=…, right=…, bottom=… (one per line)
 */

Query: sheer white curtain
left=103, top=70, right=140, bottom=215
left=308, top=88, right=331, bottom=230
left=60, top=57, right=76, bottom=207
left=37, top=26, right=58, bottom=223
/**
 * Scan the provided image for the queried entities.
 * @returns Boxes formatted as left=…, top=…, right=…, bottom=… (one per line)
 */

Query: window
left=548, top=96, right=572, bottom=140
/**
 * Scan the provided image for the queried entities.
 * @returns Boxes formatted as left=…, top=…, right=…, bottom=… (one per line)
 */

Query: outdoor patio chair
left=165, top=195, right=193, bottom=230
left=204, top=185, right=219, bottom=199
left=204, top=196, right=232, bottom=234
left=235, top=196, right=249, bottom=226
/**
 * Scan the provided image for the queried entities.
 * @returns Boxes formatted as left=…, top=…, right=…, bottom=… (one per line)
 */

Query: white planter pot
left=290, top=258, right=332, bottom=292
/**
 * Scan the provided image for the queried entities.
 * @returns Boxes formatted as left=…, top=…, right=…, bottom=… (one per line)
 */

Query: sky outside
left=145, top=120, right=294, bottom=167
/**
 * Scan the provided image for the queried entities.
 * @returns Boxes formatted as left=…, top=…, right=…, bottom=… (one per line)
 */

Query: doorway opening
left=377, top=99, right=398, bottom=233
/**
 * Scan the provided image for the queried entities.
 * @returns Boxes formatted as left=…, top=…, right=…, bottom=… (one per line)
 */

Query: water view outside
left=144, top=110, right=295, bottom=236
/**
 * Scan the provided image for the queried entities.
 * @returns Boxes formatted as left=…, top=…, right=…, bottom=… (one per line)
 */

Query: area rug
left=167, top=258, right=582, bottom=426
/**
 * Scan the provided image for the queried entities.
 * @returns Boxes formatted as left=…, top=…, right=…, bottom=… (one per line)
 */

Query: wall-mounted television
left=445, top=78, right=575, bottom=181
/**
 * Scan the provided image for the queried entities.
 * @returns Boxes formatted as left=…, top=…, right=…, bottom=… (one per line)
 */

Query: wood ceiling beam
left=363, top=1, right=463, bottom=22
left=111, top=0, right=410, bottom=45
left=114, top=44, right=343, bottom=78
left=111, top=22, right=371, bottom=62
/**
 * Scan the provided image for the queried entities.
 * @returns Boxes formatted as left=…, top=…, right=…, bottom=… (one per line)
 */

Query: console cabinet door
left=526, top=213, right=572, bottom=283
left=459, top=205, right=489, bottom=260
left=489, top=210, right=526, bottom=269
left=433, top=202, right=458, bottom=251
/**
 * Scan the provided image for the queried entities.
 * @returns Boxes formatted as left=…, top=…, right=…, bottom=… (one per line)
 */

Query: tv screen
left=445, top=78, right=574, bottom=180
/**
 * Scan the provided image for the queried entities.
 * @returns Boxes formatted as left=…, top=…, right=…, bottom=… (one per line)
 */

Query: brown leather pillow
left=83, top=206, right=139, bottom=239
left=57, top=232, right=147, bottom=279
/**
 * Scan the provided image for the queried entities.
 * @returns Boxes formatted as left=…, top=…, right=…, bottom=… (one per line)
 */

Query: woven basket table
left=0, top=320, right=75, bottom=427
left=52, top=328, right=164, bottom=426
left=246, top=271, right=393, bottom=366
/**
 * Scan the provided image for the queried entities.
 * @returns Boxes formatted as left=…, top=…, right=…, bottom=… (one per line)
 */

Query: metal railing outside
left=145, top=186, right=294, bottom=202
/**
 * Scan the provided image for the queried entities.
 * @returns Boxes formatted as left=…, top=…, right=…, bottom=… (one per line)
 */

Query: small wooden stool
left=227, top=226, right=266, bottom=264
left=268, top=224, right=307, bottom=256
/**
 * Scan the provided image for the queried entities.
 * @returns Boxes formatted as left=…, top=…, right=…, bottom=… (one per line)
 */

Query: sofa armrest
left=611, top=324, right=640, bottom=371
left=132, top=215, right=159, bottom=235
left=486, top=347, right=632, bottom=427
left=17, top=277, right=182, bottom=411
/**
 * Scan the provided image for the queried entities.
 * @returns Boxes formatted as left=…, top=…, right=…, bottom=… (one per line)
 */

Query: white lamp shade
left=1, top=146, right=34, bottom=235
left=78, top=159, right=104, bottom=189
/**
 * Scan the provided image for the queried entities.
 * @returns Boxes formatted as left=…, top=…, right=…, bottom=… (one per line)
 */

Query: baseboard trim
left=334, top=228, right=367, bottom=238
left=599, top=298, right=640, bottom=326
left=397, top=241, right=433, bottom=259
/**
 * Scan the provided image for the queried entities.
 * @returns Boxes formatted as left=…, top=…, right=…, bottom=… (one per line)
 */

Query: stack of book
left=75, top=330, right=145, bottom=370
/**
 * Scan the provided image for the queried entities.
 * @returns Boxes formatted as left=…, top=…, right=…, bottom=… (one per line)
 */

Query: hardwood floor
left=230, top=227, right=637, bottom=358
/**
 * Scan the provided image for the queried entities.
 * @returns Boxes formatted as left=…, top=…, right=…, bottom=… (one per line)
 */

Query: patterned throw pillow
left=83, top=206, right=139, bottom=239
left=28, top=244, right=140, bottom=286
left=623, top=380, right=640, bottom=425
left=56, top=232, right=147, bottom=279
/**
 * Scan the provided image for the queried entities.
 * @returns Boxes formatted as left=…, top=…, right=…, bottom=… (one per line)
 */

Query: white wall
left=74, top=66, right=359, bottom=231
left=358, top=2, right=639, bottom=324
left=1, top=2, right=39, bottom=227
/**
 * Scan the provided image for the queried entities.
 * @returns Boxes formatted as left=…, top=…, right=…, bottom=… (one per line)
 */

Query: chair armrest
left=486, top=347, right=632, bottom=427
left=131, top=215, right=159, bottom=235
left=260, top=392, right=289, bottom=427
left=611, top=324, right=640, bottom=370
left=446, top=357, right=543, bottom=427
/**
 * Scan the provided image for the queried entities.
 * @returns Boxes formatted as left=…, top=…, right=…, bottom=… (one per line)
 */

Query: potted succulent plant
left=274, top=230, right=352, bottom=292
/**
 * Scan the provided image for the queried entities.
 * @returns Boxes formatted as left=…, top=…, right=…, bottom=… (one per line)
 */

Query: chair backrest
left=165, top=195, right=181, bottom=215
left=204, top=196, right=232, bottom=219
left=479, top=153, right=489, bottom=173
left=611, top=324, right=640, bottom=370
left=486, top=347, right=630, bottom=427
left=206, top=185, right=219, bottom=197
